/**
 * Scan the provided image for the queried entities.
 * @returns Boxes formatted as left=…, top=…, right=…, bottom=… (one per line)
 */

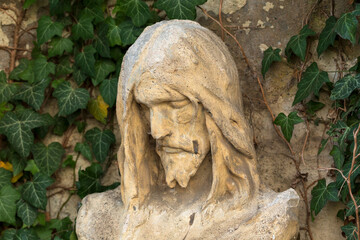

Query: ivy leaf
left=48, top=37, right=73, bottom=58
left=335, top=12, right=358, bottom=44
left=0, top=168, right=12, bottom=188
left=9, top=59, right=30, bottom=81
left=32, top=142, right=65, bottom=176
left=118, top=0, right=151, bottom=27
left=81, top=6, right=104, bottom=24
left=330, top=145, right=344, bottom=169
left=341, top=223, right=358, bottom=240
left=37, top=16, right=64, bottom=45
left=14, top=228, right=39, bottom=240
left=16, top=199, right=38, bottom=226
left=53, top=81, right=90, bottom=116
left=317, top=16, right=337, bottom=56
left=107, top=18, right=122, bottom=47
left=0, top=110, right=52, bottom=158
left=88, top=95, right=109, bottom=124
left=1, top=229, right=16, bottom=240
left=72, top=14, right=94, bottom=41
left=100, top=77, right=118, bottom=107
left=56, top=57, right=73, bottom=77
left=274, top=111, right=303, bottom=142
left=14, top=77, right=51, bottom=110
left=0, top=71, right=17, bottom=103
left=261, top=47, right=281, bottom=78
left=9, top=152, right=27, bottom=176
left=33, top=55, right=56, bottom=83
left=75, top=45, right=96, bottom=77
left=118, top=20, right=143, bottom=46
left=93, top=23, right=111, bottom=58
left=19, top=60, right=35, bottom=83
left=85, top=127, right=115, bottom=163
left=292, top=62, right=330, bottom=105
left=22, top=173, right=54, bottom=210
left=285, top=25, right=316, bottom=61
left=76, top=163, right=119, bottom=198
left=23, top=0, right=36, bottom=9
left=24, top=160, right=40, bottom=175
left=75, top=142, right=92, bottom=161
left=346, top=197, right=360, bottom=217
left=330, top=74, right=360, bottom=100
left=62, top=155, right=76, bottom=168
left=0, top=185, right=21, bottom=225
left=92, top=60, right=115, bottom=86
left=310, top=179, right=339, bottom=216
left=49, top=0, right=71, bottom=16
left=154, top=0, right=199, bottom=20
left=306, top=100, right=325, bottom=115
left=73, top=67, right=87, bottom=86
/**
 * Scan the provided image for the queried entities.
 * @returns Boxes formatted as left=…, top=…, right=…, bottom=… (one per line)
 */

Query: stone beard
left=76, top=20, right=300, bottom=240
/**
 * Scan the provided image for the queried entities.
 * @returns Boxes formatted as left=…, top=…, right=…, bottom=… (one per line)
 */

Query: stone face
left=76, top=20, right=299, bottom=240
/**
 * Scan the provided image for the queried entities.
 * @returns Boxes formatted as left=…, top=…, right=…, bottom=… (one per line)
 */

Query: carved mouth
left=161, top=147, right=184, bottom=153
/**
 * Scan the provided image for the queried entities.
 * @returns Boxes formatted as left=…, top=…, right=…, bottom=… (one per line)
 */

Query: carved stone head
left=116, top=20, right=259, bottom=210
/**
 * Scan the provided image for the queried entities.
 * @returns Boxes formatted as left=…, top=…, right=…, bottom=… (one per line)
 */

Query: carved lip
left=160, top=147, right=185, bottom=154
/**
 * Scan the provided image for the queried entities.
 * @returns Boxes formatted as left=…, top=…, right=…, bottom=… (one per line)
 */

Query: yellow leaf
left=87, top=95, right=109, bottom=124
left=0, top=161, right=13, bottom=171
left=11, top=172, right=23, bottom=183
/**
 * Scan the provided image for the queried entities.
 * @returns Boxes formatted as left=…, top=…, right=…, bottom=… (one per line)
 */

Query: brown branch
left=0, top=45, right=30, bottom=52
left=219, top=0, right=225, bottom=41
left=301, top=120, right=310, bottom=166
left=9, top=8, right=26, bottom=72
left=19, top=26, right=37, bottom=38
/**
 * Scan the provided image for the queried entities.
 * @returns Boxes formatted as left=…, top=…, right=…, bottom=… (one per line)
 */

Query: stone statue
left=76, top=20, right=300, bottom=240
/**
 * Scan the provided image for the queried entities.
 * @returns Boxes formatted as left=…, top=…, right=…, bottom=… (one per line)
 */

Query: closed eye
left=169, top=99, right=191, bottom=109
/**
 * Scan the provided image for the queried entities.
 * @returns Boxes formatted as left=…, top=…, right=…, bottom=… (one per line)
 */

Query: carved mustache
left=156, top=140, right=199, bottom=154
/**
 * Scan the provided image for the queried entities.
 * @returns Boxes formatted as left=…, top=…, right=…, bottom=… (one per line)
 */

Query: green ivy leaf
left=311, top=179, right=339, bottom=216
left=85, top=127, right=115, bottom=163
left=1, top=229, right=16, bottom=240
left=261, top=47, right=281, bottom=78
left=0, top=110, right=52, bottom=158
left=285, top=25, right=316, bottom=61
left=330, top=74, right=360, bottom=100
left=335, top=12, right=358, bottom=44
left=9, top=152, right=27, bottom=176
left=0, top=102, right=13, bottom=120
left=16, top=199, right=38, bottom=226
left=62, top=155, right=76, bottom=168
left=292, top=62, right=330, bottom=105
left=336, top=161, right=360, bottom=201
left=37, top=16, right=64, bottom=45
left=56, top=57, right=73, bottom=77
left=330, top=145, right=344, bottom=169
left=107, top=18, right=122, bottom=47
left=9, top=59, right=30, bottom=81
left=22, top=173, right=54, bottom=210
left=14, top=228, right=39, bottom=240
left=274, top=112, right=303, bottom=142
left=52, top=116, right=69, bottom=136
left=33, top=55, right=56, bottom=83
left=0, top=71, right=17, bottom=103
left=19, top=60, right=35, bottom=83
left=75, top=142, right=92, bottom=161
left=23, top=0, right=36, bottom=9
left=24, top=160, right=40, bottom=175
left=341, top=223, right=358, bottom=240
left=73, top=67, right=87, bottom=86
left=154, top=0, right=200, bottom=20
left=72, top=14, right=94, bottom=41
left=0, top=185, right=21, bottom=225
left=53, top=81, right=90, bottom=116
left=93, top=23, right=111, bottom=58
left=346, top=197, right=360, bottom=217
left=305, top=100, right=325, bottom=115
left=118, top=0, right=151, bottom=27
left=317, top=16, right=337, bottom=56
left=14, top=77, right=51, bottom=110
left=0, top=168, right=12, bottom=189
left=48, top=37, right=73, bottom=58
left=75, top=45, right=96, bottom=77
left=118, top=20, right=143, bottom=46
left=81, top=6, right=104, bottom=24
left=76, top=163, right=119, bottom=198
left=92, top=60, right=115, bottom=86
left=49, top=0, right=71, bottom=16
left=32, top=142, right=65, bottom=176
left=100, top=77, right=118, bottom=107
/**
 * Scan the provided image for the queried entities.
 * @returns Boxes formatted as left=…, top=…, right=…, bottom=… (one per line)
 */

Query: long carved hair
left=116, top=20, right=259, bottom=210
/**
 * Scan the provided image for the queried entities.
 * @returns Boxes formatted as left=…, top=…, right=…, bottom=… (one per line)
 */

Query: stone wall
left=0, top=0, right=355, bottom=239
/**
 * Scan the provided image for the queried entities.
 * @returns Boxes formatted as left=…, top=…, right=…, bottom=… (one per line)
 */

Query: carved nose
left=150, top=109, right=171, bottom=139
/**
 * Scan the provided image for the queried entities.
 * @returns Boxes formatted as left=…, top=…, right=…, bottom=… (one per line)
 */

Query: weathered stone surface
left=76, top=20, right=299, bottom=240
